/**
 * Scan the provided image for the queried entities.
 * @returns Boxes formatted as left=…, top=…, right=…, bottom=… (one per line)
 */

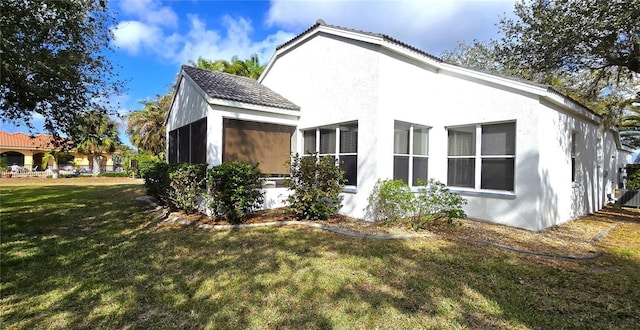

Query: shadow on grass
left=1, top=184, right=639, bottom=329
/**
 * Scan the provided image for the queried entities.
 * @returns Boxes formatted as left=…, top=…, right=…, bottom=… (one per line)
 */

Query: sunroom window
left=447, top=122, right=515, bottom=192
left=393, top=121, right=429, bottom=186
left=303, top=122, right=358, bottom=186
left=168, top=117, right=207, bottom=164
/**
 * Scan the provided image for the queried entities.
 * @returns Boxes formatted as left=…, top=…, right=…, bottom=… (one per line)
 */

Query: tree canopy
left=192, top=54, right=265, bottom=79
left=126, top=94, right=171, bottom=156
left=0, top=0, right=123, bottom=139
left=73, top=110, right=121, bottom=176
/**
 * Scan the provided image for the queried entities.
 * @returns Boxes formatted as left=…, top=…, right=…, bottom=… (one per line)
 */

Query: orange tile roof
left=0, top=131, right=67, bottom=150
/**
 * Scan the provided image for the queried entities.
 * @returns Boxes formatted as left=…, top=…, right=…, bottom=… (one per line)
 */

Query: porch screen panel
left=168, top=129, right=178, bottom=164
left=178, top=125, right=190, bottom=163
left=223, top=119, right=294, bottom=175
left=190, top=118, right=207, bottom=163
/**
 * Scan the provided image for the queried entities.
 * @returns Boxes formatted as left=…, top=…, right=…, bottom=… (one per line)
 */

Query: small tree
left=285, top=153, right=346, bottom=220
left=207, top=160, right=264, bottom=223
left=73, top=110, right=120, bottom=176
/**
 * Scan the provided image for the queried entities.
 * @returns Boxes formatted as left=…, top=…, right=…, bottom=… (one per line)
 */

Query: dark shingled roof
left=181, top=65, right=300, bottom=111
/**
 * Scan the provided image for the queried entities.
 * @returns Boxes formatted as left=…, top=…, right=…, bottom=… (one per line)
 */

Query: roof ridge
left=275, top=19, right=443, bottom=63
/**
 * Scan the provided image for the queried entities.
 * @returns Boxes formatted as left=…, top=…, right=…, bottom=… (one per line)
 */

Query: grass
left=1, top=179, right=639, bottom=329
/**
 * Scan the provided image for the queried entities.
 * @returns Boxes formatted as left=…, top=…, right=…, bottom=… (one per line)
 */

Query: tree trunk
left=92, top=153, right=102, bottom=177
left=52, top=163, right=59, bottom=179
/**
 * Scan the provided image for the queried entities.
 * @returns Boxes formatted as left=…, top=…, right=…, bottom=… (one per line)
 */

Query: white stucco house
left=166, top=20, right=635, bottom=231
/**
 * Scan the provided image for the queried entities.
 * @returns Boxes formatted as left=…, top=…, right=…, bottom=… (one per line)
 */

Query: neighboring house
left=0, top=131, right=116, bottom=172
left=166, top=20, right=635, bottom=231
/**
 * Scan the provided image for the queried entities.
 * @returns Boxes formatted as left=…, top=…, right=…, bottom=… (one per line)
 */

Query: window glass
left=305, top=122, right=358, bottom=186
left=412, top=157, right=428, bottom=186
left=447, top=158, right=475, bottom=188
left=481, top=123, right=515, bottom=156
left=319, top=128, right=336, bottom=154
left=303, top=130, right=316, bottom=155
left=394, top=123, right=409, bottom=154
left=448, top=126, right=475, bottom=156
left=413, top=127, right=429, bottom=156
left=481, top=158, right=514, bottom=191
left=340, top=155, right=358, bottom=186
left=393, top=156, right=409, bottom=184
left=340, top=123, right=358, bottom=153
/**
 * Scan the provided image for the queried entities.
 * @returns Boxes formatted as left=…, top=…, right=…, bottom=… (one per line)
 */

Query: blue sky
left=2, top=0, right=517, bottom=146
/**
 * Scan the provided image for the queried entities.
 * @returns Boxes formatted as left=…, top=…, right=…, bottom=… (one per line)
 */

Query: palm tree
left=73, top=111, right=120, bottom=176
left=192, top=53, right=265, bottom=79
left=126, top=93, right=170, bottom=156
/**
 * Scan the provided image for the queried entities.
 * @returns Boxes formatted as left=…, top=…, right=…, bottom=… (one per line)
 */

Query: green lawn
left=1, top=180, right=639, bottom=329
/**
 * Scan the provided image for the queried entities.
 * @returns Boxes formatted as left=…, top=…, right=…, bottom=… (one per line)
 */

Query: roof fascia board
left=212, top=106, right=300, bottom=127
left=206, top=96, right=301, bottom=118
left=541, top=91, right=601, bottom=124
left=164, top=71, right=186, bottom=126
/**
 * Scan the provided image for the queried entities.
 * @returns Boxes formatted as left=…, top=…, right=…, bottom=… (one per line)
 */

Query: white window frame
left=302, top=121, right=358, bottom=187
left=393, top=121, right=430, bottom=186
left=447, top=121, right=516, bottom=193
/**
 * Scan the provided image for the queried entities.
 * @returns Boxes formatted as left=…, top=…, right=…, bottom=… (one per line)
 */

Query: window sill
left=448, top=187, right=516, bottom=199
left=342, top=186, right=358, bottom=194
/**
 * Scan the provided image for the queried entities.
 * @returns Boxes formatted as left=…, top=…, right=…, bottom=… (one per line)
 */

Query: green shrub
left=169, top=163, right=207, bottom=214
left=413, top=179, right=467, bottom=228
left=364, top=178, right=466, bottom=230
left=141, top=161, right=174, bottom=206
left=285, top=154, right=345, bottom=220
left=99, top=172, right=129, bottom=177
left=626, top=164, right=640, bottom=190
left=207, top=160, right=264, bottom=223
left=364, top=179, right=415, bottom=223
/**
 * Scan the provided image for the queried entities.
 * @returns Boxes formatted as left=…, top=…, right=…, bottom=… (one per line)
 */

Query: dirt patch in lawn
left=160, top=206, right=639, bottom=259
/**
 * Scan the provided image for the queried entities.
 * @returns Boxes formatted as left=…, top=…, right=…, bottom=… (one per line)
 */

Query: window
left=571, top=132, right=577, bottom=182
left=447, top=122, right=515, bottom=192
left=223, top=119, right=294, bottom=175
left=303, top=122, right=358, bottom=186
left=167, top=117, right=207, bottom=164
left=393, top=121, right=429, bottom=185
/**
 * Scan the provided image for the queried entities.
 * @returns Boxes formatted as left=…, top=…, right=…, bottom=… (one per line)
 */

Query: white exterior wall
left=262, top=33, right=382, bottom=218
left=262, top=32, right=634, bottom=230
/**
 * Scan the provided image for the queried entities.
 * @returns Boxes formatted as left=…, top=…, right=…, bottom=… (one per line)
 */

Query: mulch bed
left=160, top=205, right=639, bottom=259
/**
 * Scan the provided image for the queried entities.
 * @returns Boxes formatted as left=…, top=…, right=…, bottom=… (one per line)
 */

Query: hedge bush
left=364, top=178, right=467, bottom=229
left=99, top=172, right=129, bottom=177
left=169, top=163, right=207, bottom=214
left=285, top=154, right=345, bottom=220
left=141, top=162, right=174, bottom=206
left=207, top=160, right=264, bottom=223
left=364, top=179, right=415, bottom=222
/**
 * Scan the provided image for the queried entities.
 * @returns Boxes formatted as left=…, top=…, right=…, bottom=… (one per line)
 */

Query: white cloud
left=266, top=0, right=516, bottom=54
left=119, top=0, right=178, bottom=28
left=112, top=12, right=296, bottom=65
left=112, top=20, right=162, bottom=55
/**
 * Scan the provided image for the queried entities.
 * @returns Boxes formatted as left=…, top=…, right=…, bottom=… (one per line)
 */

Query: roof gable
left=181, top=65, right=300, bottom=111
